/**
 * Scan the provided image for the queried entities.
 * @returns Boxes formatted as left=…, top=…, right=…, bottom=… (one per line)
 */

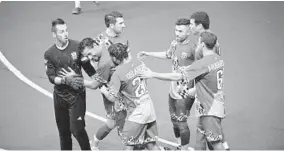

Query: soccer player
left=139, top=32, right=227, bottom=150
left=99, top=43, right=161, bottom=150
left=44, top=18, right=96, bottom=150
left=90, top=10, right=129, bottom=150
left=137, top=18, right=196, bottom=150
left=189, top=11, right=221, bottom=59
left=189, top=11, right=229, bottom=150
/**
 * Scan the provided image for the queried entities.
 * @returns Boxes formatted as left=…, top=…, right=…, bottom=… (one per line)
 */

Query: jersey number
left=132, top=77, right=147, bottom=97
left=217, top=70, right=223, bottom=90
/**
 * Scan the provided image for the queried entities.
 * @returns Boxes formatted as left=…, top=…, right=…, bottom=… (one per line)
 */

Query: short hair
left=190, top=11, right=210, bottom=30
left=104, top=11, right=123, bottom=27
left=51, top=18, right=65, bottom=33
left=175, top=18, right=190, bottom=26
left=200, top=31, right=217, bottom=50
left=78, top=37, right=95, bottom=52
left=108, top=43, right=128, bottom=62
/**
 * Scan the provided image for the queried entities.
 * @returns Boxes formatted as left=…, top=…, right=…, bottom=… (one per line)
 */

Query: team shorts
left=121, top=120, right=158, bottom=146
left=168, top=95, right=195, bottom=122
left=197, top=116, right=223, bottom=142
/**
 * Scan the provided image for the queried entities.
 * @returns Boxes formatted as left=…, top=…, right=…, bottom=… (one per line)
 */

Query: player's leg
left=116, top=110, right=127, bottom=137
left=93, top=1, right=99, bottom=5
left=145, top=121, right=160, bottom=150
left=122, top=120, right=145, bottom=150
left=201, top=116, right=225, bottom=150
left=195, top=115, right=210, bottom=150
left=221, top=128, right=230, bottom=150
left=69, top=91, right=91, bottom=150
left=72, top=1, right=82, bottom=15
left=92, top=95, right=117, bottom=148
left=174, top=97, right=194, bottom=149
left=53, top=93, right=72, bottom=150
left=168, top=95, right=181, bottom=145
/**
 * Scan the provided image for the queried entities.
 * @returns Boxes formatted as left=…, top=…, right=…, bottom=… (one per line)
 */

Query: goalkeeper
left=44, top=18, right=96, bottom=150
left=137, top=18, right=197, bottom=150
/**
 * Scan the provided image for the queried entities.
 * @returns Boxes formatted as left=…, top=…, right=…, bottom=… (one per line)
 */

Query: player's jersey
left=183, top=54, right=225, bottom=118
left=90, top=31, right=129, bottom=85
left=94, top=31, right=129, bottom=53
left=108, top=59, right=156, bottom=124
left=90, top=49, right=115, bottom=86
left=44, top=39, right=96, bottom=93
left=166, top=35, right=198, bottom=99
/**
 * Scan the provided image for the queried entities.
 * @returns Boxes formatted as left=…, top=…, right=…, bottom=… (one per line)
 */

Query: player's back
left=195, top=54, right=225, bottom=118
left=115, top=59, right=156, bottom=124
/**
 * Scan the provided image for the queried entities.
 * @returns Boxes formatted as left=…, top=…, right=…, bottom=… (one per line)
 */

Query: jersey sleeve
left=44, top=51, right=56, bottom=84
left=165, top=40, right=177, bottom=59
left=108, top=71, right=123, bottom=102
left=91, top=62, right=111, bottom=84
left=108, top=71, right=121, bottom=94
left=183, top=59, right=209, bottom=81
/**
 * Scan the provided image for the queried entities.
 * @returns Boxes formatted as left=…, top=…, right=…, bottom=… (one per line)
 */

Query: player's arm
left=146, top=51, right=169, bottom=59
left=137, top=40, right=177, bottom=60
left=57, top=66, right=102, bottom=89
left=141, top=60, right=208, bottom=82
left=148, top=72, right=183, bottom=81
left=137, top=50, right=170, bottom=60
left=100, top=72, right=122, bottom=103
left=83, top=77, right=104, bottom=90
left=44, top=52, right=65, bottom=85
left=85, top=62, right=111, bottom=90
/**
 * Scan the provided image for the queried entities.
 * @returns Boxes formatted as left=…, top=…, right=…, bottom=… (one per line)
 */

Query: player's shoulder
left=129, top=58, right=145, bottom=68
left=95, top=31, right=109, bottom=40
left=201, top=54, right=222, bottom=65
left=116, top=59, right=141, bottom=73
left=44, top=44, right=57, bottom=58
left=183, top=34, right=199, bottom=50
left=98, top=59, right=112, bottom=69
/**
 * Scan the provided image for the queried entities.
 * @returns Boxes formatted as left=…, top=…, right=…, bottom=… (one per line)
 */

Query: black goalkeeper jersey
left=44, top=39, right=96, bottom=94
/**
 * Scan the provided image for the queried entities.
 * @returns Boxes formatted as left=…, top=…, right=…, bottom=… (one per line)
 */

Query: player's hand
left=114, top=101, right=126, bottom=112
left=137, top=51, right=150, bottom=60
left=62, top=75, right=84, bottom=90
left=137, top=67, right=154, bottom=79
left=59, top=67, right=77, bottom=77
left=99, top=85, right=109, bottom=95
left=169, top=40, right=178, bottom=50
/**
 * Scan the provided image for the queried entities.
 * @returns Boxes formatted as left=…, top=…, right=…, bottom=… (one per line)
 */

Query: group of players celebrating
left=44, top=10, right=230, bottom=151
